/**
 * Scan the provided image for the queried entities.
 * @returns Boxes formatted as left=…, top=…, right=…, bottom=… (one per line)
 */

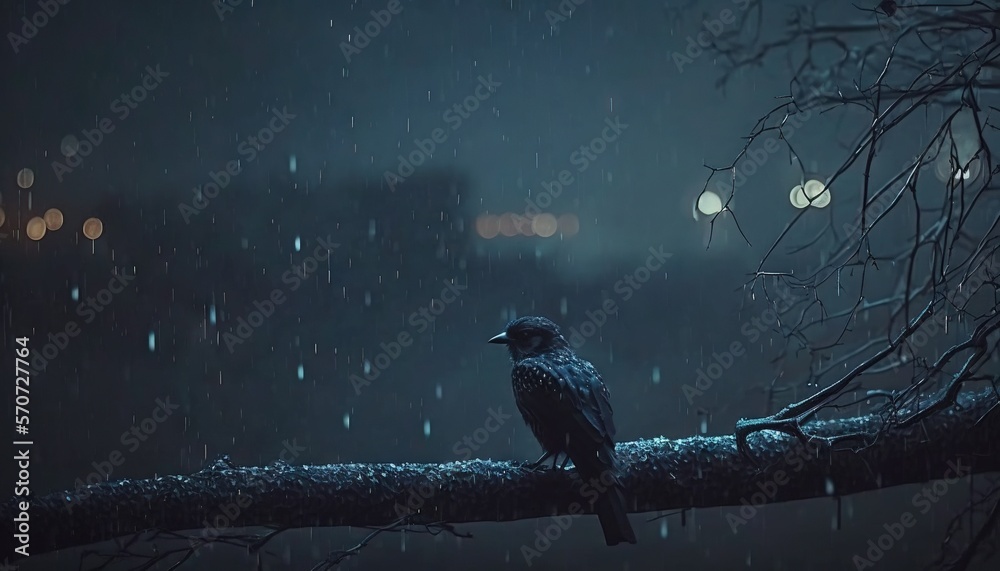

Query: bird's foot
left=526, top=452, right=555, bottom=471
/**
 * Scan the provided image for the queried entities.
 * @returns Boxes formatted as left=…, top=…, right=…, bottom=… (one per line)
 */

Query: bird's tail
left=594, top=480, right=637, bottom=545
left=576, top=446, right=636, bottom=546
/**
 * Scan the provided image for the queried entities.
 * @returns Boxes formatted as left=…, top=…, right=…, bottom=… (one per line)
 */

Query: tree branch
left=3, top=389, right=997, bottom=561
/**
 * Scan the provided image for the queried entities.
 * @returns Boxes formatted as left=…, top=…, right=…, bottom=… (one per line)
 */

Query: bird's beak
left=488, top=332, right=509, bottom=344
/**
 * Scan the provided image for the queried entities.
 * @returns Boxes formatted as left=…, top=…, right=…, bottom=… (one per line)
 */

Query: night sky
left=1, top=1, right=998, bottom=570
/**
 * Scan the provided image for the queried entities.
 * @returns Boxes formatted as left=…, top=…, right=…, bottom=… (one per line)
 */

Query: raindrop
left=699, top=417, right=708, bottom=434
left=343, top=413, right=350, bottom=430
left=423, top=419, right=431, bottom=438
left=148, top=331, right=156, bottom=352
left=560, top=297, right=568, bottom=316
left=363, top=360, right=372, bottom=374
left=368, top=219, right=376, bottom=240
left=365, top=291, right=372, bottom=306
left=435, top=383, right=443, bottom=399
left=289, top=154, right=297, bottom=174
left=659, top=519, right=668, bottom=538
left=71, top=286, right=79, bottom=301
left=825, top=477, right=835, bottom=495
left=652, top=366, right=661, bottom=384
left=297, top=363, right=304, bottom=380
left=209, top=304, right=217, bottom=325
left=295, top=236, right=301, bottom=252
left=17, top=168, right=34, bottom=189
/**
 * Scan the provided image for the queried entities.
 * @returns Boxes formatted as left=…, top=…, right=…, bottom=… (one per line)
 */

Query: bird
left=488, top=315, right=636, bottom=546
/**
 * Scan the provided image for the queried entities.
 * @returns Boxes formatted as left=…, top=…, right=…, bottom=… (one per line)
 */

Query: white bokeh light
left=803, top=179, right=831, bottom=208
left=789, top=185, right=809, bottom=208
left=696, top=191, right=723, bottom=216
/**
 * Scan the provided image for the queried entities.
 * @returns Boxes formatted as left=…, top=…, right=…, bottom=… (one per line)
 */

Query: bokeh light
left=476, top=214, right=499, bottom=239
left=558, top=213, right=579, bottom=237
left=44, top=208, right=64, bottom=231
left=26, top=217, right=46, bottom=240
left=789, top=185, right=809, bottom=209
left=531, top=213, right=558, bottom=237
left=498, top=213, right=519, bottom=237
left=17, top=168, right=34, bottom=189
left=83, top=217, right=104, bottom=240
left=696, top=191, right=723, bottom=215
left=936, top=154, right=981, bottom=183
left=803, top=179, right=831, bottom=208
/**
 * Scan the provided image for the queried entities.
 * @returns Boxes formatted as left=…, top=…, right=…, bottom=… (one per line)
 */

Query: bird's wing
left=515, top=356, right=617, bottom=447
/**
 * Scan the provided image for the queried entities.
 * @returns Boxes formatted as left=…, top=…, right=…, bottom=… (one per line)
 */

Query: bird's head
left=488, top=315, right=570, bottom=360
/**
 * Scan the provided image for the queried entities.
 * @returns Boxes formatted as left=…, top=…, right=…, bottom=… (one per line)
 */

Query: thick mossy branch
left=3, top=389, right=998, bottom=560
